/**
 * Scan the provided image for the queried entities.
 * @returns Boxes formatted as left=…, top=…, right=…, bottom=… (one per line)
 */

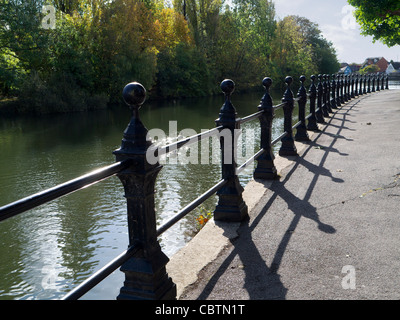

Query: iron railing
left=0, top=72, right=389, bottom=300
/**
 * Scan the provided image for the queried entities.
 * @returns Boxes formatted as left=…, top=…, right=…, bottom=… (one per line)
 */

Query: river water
left=1, top=81, right=398, bottom=300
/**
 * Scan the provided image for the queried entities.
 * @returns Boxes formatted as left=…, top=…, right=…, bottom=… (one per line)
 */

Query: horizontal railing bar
left=156, top=179, right=228, bottom=237
left=62, top=243, right=141, bottom=300
left=271, top=131, right=288, bottom=146
left=273, top=102, right=286, bottom=110
left=0, top=160, right=132, bottom=222
left=292, top=120, right=301, bottom=129
left=238, top=110, right=264, bottom=124
left=158, top=126, right=222, bottom=157
left=236, top=148, right=265, bottom=175
left=305, top=113, right=313, bottom=120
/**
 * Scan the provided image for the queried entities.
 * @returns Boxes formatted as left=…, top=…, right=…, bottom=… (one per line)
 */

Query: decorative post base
left=254, top=150, right=278, bottom=180
left=279, top=136, right=298, bottom=156
left=214, top=177, right=248, bottom=222
left=117, top=252, right=176, bottom=300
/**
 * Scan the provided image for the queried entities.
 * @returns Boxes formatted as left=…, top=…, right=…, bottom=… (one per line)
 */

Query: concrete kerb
left=166, top=95, right=368, bottom=299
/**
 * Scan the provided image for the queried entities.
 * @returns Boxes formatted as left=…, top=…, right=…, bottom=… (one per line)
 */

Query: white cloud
left=274, top=0, right=400, bottom=63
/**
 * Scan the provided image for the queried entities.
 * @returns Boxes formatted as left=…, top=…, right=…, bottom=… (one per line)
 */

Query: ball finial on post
left=262, top=77, right=272, bottom=90
left=285, top=76, right=293, bottom=86
left=122, top=82, right=146, bottom=109
left=220, top=79, right=235, bottom=99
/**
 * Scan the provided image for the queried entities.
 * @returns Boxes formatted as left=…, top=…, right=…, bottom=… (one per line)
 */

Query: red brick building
left=362, top=57, right=389, bottom=72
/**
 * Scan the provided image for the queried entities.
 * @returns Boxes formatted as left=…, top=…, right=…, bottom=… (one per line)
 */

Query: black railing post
left=359, top=74, right=364, bottom=95
left=367, top=74, right=371, bottom=93
left=343, top=75, right=349, bottom=102
left=331, top=74, right=337, bottom=109
left=351, top=74, right=355, bottom=98
left=347, top=75, right=352, bottom=100
left=307, top=75, right=319, bottom=131
left=354, top=74, right=358, bottom=97
left=376, top=73, right=381, bottom=91
left=340, top=74, right=345, bottom=104
left=254, top=77, right=278, bottom=180
left=316, top=74, right=325, bottom=123
left=214, top=79, right=248, bottom=222
left=326, top=74, right=333, bottom=113
left=279, top=76, right=298, bottom=156
left=363, top=74, right=367, bottom=94
left=336, top=74, right=342, bottom=107
left=381, top=73, right=385, bottom=90
left=385, top=73, right=389, bottom=90
left=113, top=82, right=176, bottom=300
left=295, top=75, right=310, bottom=142
left=371, top=74, right=376, bottom=92
left=322, top=75, right=330, bottom=117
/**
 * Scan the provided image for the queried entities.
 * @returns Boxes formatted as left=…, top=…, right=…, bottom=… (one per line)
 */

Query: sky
left=273, top=0, right=400, bottom=64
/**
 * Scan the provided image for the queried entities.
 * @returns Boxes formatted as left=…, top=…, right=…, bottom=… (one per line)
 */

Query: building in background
left=361, top=57, right=389, bottom=73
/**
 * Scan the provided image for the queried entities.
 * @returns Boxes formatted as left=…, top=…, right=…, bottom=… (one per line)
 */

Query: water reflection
left=0, top=87, right=292, bottom=299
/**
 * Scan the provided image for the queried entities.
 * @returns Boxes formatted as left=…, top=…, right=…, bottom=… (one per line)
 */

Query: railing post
left=347, top=75, right=352, bottom=100
left=326, top=74, right=333, bottom=113
left=344, top=75, right=349, bottom=102
left=322, top=75, right=330, bottom=117
left=316, top=74, right=325, bottom=123
left=385, top=74, right=389, bottom=90
left=376, top=73, right=380, bottom=91
left=307, top=75, right=319, bottom=131
left=295, top=75, right=310, bottom=141
left=331, top=74, right=337, bottom=109
left=363, top=74, right=367, bottom=94
left=367, top=74, right=371, bottom=93
left=279, top=76, right=298, bottom=156
left=381, top=73, right=385, bottom=90
left=113, top=82, right=176, bottom=300
left=354, top=74, right=358, bottom=97
left=254, top=77, right=278, bottom=180
left=214, top=79, right=248, bottom=222
left=359, top=74, right=363, bottom=95
left=336, top=74, right=342, bottom=107
left=350, top=74, right=354, bottom=98
left=340, top=74, right=345, bottom=104
left=371, top=74, right=376, bottom=92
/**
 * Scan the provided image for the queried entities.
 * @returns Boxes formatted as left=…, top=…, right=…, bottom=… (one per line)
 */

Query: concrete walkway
left=176, top=89, right=400, bottom=300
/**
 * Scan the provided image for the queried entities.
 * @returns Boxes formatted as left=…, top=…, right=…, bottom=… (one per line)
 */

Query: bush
left=17, top=72, right=109, bottom=115
left=156, top=44, right=213, bottom=99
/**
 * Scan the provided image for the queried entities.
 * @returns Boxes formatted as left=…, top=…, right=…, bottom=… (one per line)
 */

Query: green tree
left=0, top=0, right=51, bottom=72
left=270, top=16, right=316, bottom=86
left=348, top=0, right=400, bottom=47
left=289, top=16, right=340, bottom=75
left=359, top=64, right=379, bottom=74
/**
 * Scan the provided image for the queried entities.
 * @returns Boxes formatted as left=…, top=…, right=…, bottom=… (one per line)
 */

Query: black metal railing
left=0, top=71, right=389, bottom=300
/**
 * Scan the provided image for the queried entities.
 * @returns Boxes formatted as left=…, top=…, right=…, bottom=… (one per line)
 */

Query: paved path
left=180, top=89, right=400, bottom=300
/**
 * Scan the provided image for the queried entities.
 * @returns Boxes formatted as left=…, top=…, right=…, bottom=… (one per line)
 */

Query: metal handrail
left=156, top=179, right=228, bottom=236
left=0, top=160, right=132, bottom=222
left=0, top=73, right=383, bottom=300
left=62, top=243, right=141, bottom=300
left=157, top=126, right=222, bottom=156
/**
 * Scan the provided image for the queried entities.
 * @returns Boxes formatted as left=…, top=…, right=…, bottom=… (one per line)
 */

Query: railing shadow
left=192, top=97, right=360, bottom=300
